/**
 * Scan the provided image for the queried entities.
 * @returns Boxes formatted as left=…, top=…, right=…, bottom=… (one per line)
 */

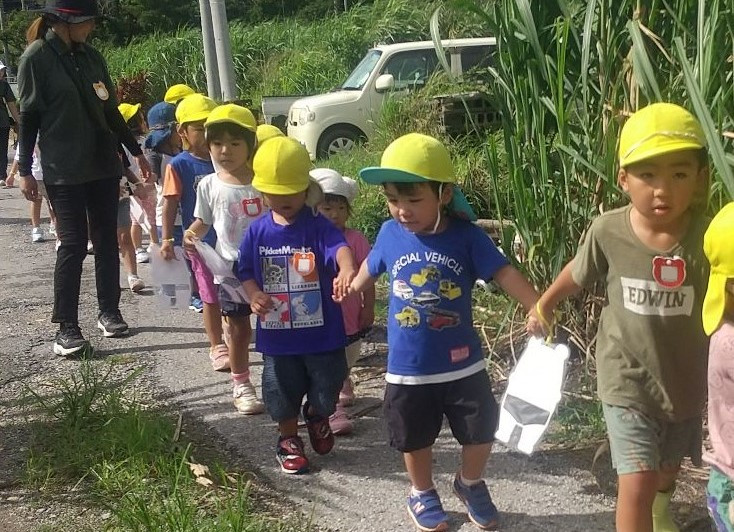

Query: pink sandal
left=209, top=344, right=230, bottom=371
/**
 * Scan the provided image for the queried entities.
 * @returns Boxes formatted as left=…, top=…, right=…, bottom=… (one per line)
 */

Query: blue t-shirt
left=169, top=151, right=216, bottom=246
left=367, top=219, right=508, bottom=384
left=237, top=207, right=348, bottom=355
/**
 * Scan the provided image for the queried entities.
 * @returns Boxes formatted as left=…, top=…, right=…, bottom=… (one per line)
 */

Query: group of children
left=23, top=83, right=733, bottom=532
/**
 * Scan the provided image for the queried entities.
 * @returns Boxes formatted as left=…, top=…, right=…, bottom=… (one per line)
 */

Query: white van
left=286, top=37, right=495, bottom=160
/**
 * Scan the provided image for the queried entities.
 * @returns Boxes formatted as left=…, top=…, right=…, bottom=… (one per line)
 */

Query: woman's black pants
left=45, top=178, right=121, bottom=325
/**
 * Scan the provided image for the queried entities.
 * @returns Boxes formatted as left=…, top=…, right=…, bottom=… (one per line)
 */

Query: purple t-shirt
left=237, top=207, right=348, bottom=355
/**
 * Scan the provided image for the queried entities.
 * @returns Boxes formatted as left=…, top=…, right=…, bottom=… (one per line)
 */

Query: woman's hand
left=19, top=175, right=38, bottom=201
left=135, top=154, right=153, bottom=181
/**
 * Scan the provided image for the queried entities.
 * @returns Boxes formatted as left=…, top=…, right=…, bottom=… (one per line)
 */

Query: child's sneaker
left=302, top=401, right=334, bottom=455
left=329, top=404, right=353, bottom=436
left=209, top=344, right=230, bottom=371
left=135, top=247, right=150, bottom=263
left=127, top=274, right=145, bottom=292
left=338, top=377, right=355, bottom=406
left=452, top=473, right=499, bottom=530
left=31, top=226, right=45, bottom=243
left=276, top=435, right=309, bottom=474
left=406, top=488, right=449, bottom=532
left=232, top=381, right=265, bottom=415
left=189, top=295, right=204, bottom=313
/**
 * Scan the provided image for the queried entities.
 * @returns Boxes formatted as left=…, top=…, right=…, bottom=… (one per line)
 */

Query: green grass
left=547, top=395, right=607, bottom=447
left=23, top=362, right=304, bottom=532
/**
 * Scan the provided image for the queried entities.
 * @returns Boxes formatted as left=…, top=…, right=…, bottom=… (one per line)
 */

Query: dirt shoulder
left=0, top=189, right=711, bottom=531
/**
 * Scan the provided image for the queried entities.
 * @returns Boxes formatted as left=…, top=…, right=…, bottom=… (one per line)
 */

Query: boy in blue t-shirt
left=238, top=136, right=356, bottom=475
left=345, top=133, right=538, bottom=532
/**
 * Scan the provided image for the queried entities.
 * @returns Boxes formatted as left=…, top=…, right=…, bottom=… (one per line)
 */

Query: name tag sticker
left=93, top=82, right=109, bottom=101
left=450, top=346, right=470, bottom=363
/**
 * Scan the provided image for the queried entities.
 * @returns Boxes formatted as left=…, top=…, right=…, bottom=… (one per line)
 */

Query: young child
left=183, top=103, right=265, bottom=415
left=238, top=136, right=356, bottom=474
left=527, top=103, right=711, bottom=532
left=119, top=102, right=158, bottom=263
left=117, top=151, right=146, bottom=293
left=8, top=144, right=56, bottom=244
left=345, top=133, right=538, bottom=531
left=702, top=202, right=734, bottom=531
left=311, top=168, right=375, bottom=435
left=160, top=94, right=228, bottom=369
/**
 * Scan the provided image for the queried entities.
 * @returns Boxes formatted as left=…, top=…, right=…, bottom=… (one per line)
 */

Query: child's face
left=618, top=149, right=707, bottom=228
left=178, top=120, right=208, bottom=157
left=318, top=197, right=349, bottom=231
left=209, top=131, right=251, bottom=174
left=383, top=182, right=451, bottom=235
left=264, top=191, right=307, bottom=222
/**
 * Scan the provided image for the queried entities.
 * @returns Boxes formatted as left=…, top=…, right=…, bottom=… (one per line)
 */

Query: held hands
left=250, top=290, right=273, bottom=317
left=332, top=268, right=356, bottom=303
left=136, top=154, right=153, bottom=182
left=133, top=182, right=152, bottom=201
left=526, top=302, right=553, bottom=338
left=19, top=175, right=38, bottom=201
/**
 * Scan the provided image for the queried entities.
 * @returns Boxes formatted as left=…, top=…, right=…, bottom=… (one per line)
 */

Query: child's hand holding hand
left=250, top=291, right=273, bottom=317
left=333, top=268, right=356, bottom=302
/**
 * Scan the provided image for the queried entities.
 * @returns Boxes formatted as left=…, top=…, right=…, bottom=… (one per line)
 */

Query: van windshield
left=341, top=50, right=382, bottom=90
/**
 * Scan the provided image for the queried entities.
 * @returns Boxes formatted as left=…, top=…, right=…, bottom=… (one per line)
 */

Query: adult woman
left=17, top=0, right=151, bottom=357
left=0, top=61, right=20, bottom=187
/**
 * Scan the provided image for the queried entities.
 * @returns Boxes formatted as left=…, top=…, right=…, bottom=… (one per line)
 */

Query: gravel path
left=0, top=189, right=711, bottom=531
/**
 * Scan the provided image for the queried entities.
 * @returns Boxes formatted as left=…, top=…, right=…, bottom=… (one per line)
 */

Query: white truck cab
left=286, top=37, right=495, bottom=160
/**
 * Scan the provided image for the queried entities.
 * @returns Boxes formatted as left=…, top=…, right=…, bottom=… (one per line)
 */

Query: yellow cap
left=164, top=84, right=195, bottom=104
left=702, top=202, right=734, bottom=335
left=204, top=103, right=257, bottom=132
left=253, top=137, right=311, bottom=195
left=256, top=124, right=285, bottom=146
left=118, top=102, right=141, bottom=124
left=359, top=132, right=476, bottom=221
left=619, top=103, right=706, bottom=167
left=175, top=94, right=218, bottom=125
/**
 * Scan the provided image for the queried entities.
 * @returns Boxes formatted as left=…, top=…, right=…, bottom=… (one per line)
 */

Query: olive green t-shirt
left=17, top=30, right=122, bottom=185
left=572, top=205, right=709, bottom=421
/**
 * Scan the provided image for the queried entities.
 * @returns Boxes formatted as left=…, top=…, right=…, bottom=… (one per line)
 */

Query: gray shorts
left=602, top=402, right=702, bottom=475
left=117, top=197, right=131, bottom=229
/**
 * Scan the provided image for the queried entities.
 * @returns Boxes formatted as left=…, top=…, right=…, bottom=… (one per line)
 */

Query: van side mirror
left=375, top=74, right=395, bottom=93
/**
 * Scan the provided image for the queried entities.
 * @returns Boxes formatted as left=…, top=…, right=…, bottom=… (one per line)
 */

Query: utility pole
left=198, top=0, right=220, bottom=99
left=209, top=0, right=236, bottom=101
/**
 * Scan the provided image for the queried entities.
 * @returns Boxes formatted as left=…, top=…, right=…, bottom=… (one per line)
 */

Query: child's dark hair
left=128, top=111, right=147, bottom=136
left=324, top=193, right=352, bottom=215
left=383, top=181, right=442, bottom=197
left=206, top=122, right=256, bottom=159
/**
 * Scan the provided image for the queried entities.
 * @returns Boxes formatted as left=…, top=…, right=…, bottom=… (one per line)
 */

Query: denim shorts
left=708, top=466, right=734, bottom=532
left=262, top=348, right=348, bottom=422
left=602, top=403, right=702, bottom=475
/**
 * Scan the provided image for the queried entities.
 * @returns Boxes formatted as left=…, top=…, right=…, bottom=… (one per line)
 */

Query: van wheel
left=317, top=127, right=362, bottom=159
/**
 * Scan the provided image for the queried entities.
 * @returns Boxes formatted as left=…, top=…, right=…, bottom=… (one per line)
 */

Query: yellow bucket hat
left=118, top=102, right=141, bottom=124
left=256, top=124, right=285, bottom=146
left=702, top=202, right=734, bottom=335
left=619, top=103, right=706, bottom=167
left=253, top=136, right=312, bottom=195
left=175, top=94, right=218, bottom=125
left=359, top=132, right=477, bottom=221
left=204, top=103, right=257, bottom=132
left=164, top=84, right=195, bottom=105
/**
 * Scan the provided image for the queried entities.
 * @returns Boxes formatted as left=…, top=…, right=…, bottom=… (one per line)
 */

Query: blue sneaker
left=189, top=295, right=204, bottom=313
left=406, top=488, right=449, bottom=531
left=452, top=474, right=499, bottom=530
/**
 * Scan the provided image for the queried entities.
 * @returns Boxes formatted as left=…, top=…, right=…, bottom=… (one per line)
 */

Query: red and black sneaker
left=276, top=435, right=309, bottom=474
left=303, top=401, right=335, bottom=455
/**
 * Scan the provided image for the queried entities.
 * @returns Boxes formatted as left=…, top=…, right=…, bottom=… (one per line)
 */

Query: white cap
left=309, top=168, right=359, bottom=205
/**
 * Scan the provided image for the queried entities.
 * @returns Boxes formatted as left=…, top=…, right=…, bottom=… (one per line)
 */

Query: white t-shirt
left=13, top=148, right=43, bottom=181
left=193, top=172, right=267, bottom=263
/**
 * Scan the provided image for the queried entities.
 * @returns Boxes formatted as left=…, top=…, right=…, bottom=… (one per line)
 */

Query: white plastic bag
left=149, top=244, right=192, bottom=310
left=192, top=240, right=249, bottom=304
left=495, top=337, right=569, bottom=455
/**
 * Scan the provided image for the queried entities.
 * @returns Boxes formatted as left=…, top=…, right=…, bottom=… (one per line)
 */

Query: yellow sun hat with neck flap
left=702, top=202, right=734, bottom=335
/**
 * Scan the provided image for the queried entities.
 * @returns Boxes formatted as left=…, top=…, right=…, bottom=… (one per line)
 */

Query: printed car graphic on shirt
left=395, top=306, right=420, bottom=327
left=438, top=279, right=462, bottom=300
left=393, top=279, right=414, bottom=301
left=410, top=291, right=440, bottom=307
left=426, top=308, right=460, bottom=330
left=409, top=265, right=441, bottom=287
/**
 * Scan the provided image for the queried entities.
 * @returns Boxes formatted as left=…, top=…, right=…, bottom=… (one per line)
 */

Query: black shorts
left=217, top=280, right=252, bottom=317
left=384, top=370, right=499, bottom=452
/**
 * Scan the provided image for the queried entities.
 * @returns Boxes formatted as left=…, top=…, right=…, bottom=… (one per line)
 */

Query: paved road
left=0, top=189, right=710, bottom=531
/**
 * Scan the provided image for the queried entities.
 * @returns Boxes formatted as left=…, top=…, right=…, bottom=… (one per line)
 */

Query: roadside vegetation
left=23, top=359, right=306, bottom=531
